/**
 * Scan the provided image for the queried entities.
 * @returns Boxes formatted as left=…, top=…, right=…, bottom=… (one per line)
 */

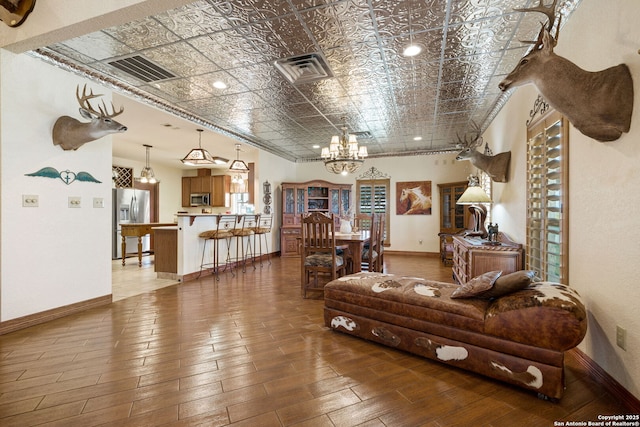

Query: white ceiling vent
left=108, top=55, right=176, bottom=83
left=351, top=131, right=373, bottom=139
left=274, top=53, right=333, bottom=85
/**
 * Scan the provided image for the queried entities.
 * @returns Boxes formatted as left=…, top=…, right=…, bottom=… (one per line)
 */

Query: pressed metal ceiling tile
left=35, top=0, right=583, bottom=162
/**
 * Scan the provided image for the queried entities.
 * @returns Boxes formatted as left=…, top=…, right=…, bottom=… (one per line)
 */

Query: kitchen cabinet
left=280, top=180, right=351, bottom=257
left=181, top=175, right=230, bottom=207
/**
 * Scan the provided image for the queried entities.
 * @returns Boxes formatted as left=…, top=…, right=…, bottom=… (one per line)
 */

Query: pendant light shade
left=182, top=129, right=227, bottom=165
left=229, top=144, right=250, bottom=172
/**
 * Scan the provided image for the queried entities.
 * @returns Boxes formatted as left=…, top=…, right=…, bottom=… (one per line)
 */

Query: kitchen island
left=153, top=214, right=262, bottom=281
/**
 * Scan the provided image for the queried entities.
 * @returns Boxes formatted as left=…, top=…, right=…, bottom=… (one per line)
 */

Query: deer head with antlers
left=52, top=84, right=128, bottom=151
left=455, top=122, right=511, bottom=183
left=498, top=0, right=633, bottom=142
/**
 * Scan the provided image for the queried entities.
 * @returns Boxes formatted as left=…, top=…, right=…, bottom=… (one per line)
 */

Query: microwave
left=190, top=193, right=210, bottom=206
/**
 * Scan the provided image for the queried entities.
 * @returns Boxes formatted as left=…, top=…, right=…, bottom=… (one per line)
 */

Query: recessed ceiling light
left=213, top=81, right=227, bottom=89
left=413, top=136, right=422, bottom=141
left=403, top=44, right=422, bottom=57
left=312, top=144, right=320, bottom=149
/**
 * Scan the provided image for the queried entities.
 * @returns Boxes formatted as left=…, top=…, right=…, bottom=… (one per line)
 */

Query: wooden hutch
left=280, top=180, right=352, bottom=257
left=437, top=181, right=469, bottom=265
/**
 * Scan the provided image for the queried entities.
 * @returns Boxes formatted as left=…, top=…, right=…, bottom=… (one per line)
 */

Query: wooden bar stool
left=252, top=214, right=272, bottom=266
left=198, top=214, right=237, bottom=280
left=231, top=215, right=255, bottom=273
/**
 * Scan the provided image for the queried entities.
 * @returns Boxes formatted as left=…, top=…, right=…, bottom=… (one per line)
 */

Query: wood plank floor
left=0, top=253, right=630, bottom=426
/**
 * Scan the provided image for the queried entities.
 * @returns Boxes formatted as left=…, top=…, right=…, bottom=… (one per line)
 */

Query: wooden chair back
left=300, top=212, right=347, bottom=297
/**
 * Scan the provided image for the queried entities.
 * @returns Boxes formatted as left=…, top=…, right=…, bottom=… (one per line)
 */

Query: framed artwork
left=396, top=181, right=432, bottom=215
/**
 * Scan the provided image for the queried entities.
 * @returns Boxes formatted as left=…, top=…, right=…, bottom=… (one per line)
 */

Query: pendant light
left=229, top=144, right=250, bottom=172
left=140, top=144, right=157, bottom=184
left=181, top=129, right=227, bottom=165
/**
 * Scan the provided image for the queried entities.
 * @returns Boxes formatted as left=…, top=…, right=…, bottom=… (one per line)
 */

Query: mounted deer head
left=498, top=0, right=633, bottom=142
left=454, top=122, right=511, bottom=183
left=52, top=84, right=127, bottom=151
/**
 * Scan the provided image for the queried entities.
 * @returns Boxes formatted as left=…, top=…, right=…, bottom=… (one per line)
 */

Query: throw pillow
left=480, top=270, right=536, bottom=299
left=451, top=270, right=502, bottom=299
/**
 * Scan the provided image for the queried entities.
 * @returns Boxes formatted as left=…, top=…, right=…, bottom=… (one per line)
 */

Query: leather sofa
left=323, top=271, right=587, bottom=400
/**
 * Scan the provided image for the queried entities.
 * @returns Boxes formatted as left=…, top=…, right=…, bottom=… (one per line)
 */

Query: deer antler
left=75, top=84, right=124, bottom=118
left=514, top=0, right=557, bottom=31
left=516, top=0, right=561, bottom=46
left=456, top=121, right=483, bottom=149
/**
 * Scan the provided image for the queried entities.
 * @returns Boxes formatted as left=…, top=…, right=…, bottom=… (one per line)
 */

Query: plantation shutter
left=526, top=109, right=569, bottom=283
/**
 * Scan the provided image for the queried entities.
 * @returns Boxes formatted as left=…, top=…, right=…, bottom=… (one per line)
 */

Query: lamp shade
left=181, top=147, right=215, bottom=165
left=229, top=144, right=250, bottom=172
left=182, top=129, right=217, bottom=165
left=456, top=186, right=491, bottom=204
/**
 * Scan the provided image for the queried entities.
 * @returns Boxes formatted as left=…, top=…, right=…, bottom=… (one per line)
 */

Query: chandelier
left=140, top=144, right=157, bottom=184
left=321, top=117, right=368, bottom=175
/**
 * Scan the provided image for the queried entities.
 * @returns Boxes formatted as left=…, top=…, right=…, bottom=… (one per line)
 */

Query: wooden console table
left=452, top=233, right=524, bottom=284
left=121, top=223, right=175, bottom=266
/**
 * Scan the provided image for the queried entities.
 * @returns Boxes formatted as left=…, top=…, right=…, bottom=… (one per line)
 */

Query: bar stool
left=231, top=215, right=255, bottom=272
left=198, top=214, right=237, bottom=280
left=252, top=213, right=272, bottom=266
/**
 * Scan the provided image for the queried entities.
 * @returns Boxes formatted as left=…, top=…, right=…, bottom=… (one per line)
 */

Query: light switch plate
left=22, top=194, right=39, bottom=207
left=93, top=197, right=104, bottom=208
left=68, top=196, right=81, bottom=208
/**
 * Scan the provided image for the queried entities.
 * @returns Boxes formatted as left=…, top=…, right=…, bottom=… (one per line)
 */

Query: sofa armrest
left=484, top=282, right=587, bottom=351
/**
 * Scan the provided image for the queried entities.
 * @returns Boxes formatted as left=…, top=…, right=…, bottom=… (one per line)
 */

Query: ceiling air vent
left=351, top=131, right=373, bottom=139
left=108, top=55, right=176, bottom=83
left=274, top=52, right=333, bottom=85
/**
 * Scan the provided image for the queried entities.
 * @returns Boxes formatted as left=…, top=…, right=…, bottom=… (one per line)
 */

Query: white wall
left=112, top=155, right=183, bottom=222
left=295, top=155, right=469, bottom=253
left=1, top=51, right=113, bottom=321
left=487, top=0, right=640, bottom=399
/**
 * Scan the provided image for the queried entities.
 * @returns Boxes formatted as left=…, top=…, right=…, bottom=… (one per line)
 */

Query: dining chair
left=374, top=213, right=385, bottom=272
left=361, top=213, right=380, bottom=272
left=353, top=213, right=372, bottom=232
left=300, top=212, right=348, bottom=298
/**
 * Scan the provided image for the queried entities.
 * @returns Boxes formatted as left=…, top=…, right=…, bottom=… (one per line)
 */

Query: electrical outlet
left=93, top=197, right=104, bottom=208
left=22, top=194, right=39, bottom=207
left=68, top=197, right=81, bottom=208
left=616, top=325, right=627, bottom=350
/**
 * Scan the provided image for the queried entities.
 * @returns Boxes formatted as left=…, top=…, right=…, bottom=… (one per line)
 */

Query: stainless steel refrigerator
left=112, top=188, right=151, bottom=259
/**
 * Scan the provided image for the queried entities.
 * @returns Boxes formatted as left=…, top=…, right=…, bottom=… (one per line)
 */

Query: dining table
left=335, top=230, right=370, bottom=273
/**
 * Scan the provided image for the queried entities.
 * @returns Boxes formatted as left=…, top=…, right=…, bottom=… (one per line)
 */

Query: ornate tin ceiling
left=33, top=0, right=581, bottom=163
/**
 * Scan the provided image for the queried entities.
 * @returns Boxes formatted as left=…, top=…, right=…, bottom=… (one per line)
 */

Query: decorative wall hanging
left=396, top=181, right=432, bottom=215
left=52, top=84, right=127, bottom=151
left=263, top=181, right=272, bottom=214
left=25, top=167, right=101, bottom=184
left=454, top=122, right=511, bottom=183
left=499, top=0, right=633, bottom=142
left=0, top=0, right=36, bottom=27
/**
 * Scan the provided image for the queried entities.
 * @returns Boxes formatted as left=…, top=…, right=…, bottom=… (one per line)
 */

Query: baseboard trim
left=0, top=295, right=112, bottom=335
left=384, top=250, right=440, bottom=258
left=570, top=348, right=640, bottom=412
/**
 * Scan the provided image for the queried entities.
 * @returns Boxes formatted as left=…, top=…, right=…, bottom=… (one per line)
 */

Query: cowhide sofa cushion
left=324, top=272, right=587, bottom=400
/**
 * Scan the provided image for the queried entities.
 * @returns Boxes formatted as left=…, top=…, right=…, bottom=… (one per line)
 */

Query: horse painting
left=396, top=181, right=432, bottom=215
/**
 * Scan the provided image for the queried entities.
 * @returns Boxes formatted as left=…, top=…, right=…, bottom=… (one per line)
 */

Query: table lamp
left=456, top=176, right=491, bottom=238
